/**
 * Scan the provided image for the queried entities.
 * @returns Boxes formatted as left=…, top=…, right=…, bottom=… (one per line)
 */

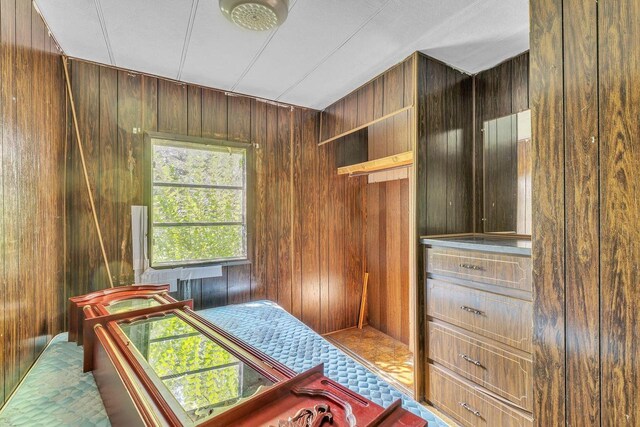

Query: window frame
left=144, top=132, right=252, bottom=269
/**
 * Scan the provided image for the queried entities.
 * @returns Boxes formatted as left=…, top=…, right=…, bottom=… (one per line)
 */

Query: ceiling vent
left=219, top=0, right=289, bottom=31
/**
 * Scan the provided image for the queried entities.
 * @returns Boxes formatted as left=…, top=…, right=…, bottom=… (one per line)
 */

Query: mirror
left=119, top=314, right=274, bottom=422
left=483, top=109, right=531, bottom=235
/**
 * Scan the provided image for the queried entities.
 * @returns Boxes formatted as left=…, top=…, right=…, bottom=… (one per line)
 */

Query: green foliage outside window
left=150, top=139, right=247, bottom=266
left=120, top=315, right=273, bottom=422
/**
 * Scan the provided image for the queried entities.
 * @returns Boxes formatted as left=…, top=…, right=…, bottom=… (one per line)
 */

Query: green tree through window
left=150, top=138, right=247, bottom=266
left=120, top=315, right=273, bottom=422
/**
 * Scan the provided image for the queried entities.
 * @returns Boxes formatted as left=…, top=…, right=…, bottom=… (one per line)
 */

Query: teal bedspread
left=0, top=301, right=447, bottom=426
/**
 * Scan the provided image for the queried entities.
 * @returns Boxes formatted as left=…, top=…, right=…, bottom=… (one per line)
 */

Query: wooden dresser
left=421, top=236, right=534, bottom=427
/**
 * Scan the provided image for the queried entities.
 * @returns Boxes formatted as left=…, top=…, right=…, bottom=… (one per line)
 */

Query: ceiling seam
left=230, top=0, right=299, bottom=92
left=177, top=0, right=200, bottom=81
left=415, top=0, right=485, bottom=44
left=93, top=0, right=116, bottom=65
left=274, top=0, right=393, bottom=103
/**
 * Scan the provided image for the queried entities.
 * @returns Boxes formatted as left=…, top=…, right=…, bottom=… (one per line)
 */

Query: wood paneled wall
left=323, top=53, right=474, bottom=348
left=414, top=53, right=474, bottom=400
left=416, top=55, right=474, bottom=237
left=66, top=59, right=367, bottom=335
left=320, top=56, right=414, bottom=146
left=322, top=56, right=415, bottom=346
left=320, top=52, right=476, bottom=349
left=474, top=52, right=529, bottom=233
left=563, top=0, right=599, bottom=424
left=0, top=0, right=67, bottom=407
left=366, top=179, right=410, bottom=344
left=531, top=0, right=640, bottom=425
left=598, top=0, right=640, bottom=423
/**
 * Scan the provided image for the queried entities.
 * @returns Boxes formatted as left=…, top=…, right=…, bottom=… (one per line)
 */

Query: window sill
left=150, top=258, right=251, bottom=270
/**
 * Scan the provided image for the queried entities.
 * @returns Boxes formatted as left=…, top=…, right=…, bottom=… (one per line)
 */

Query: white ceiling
left=35, top=0, right=529, bottom=109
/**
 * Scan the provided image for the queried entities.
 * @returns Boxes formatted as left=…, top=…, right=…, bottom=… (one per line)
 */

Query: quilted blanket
left=0, top=300, right=447, bottom=426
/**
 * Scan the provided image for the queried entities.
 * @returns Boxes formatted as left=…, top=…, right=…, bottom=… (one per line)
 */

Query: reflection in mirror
left=104, top=297, right=161, bottom=314
left=483, top=109, right=532, bottom=234
left=119, top=315, right=273, bottom=422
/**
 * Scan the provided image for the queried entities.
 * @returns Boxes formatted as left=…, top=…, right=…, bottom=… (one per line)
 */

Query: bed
left=0, top=301, right=447, bottom=426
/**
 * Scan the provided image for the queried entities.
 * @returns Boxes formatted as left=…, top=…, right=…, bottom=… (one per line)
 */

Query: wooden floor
left=324, top=326, right=414, bottom=395
left=325, top=326, right=456, bottom=426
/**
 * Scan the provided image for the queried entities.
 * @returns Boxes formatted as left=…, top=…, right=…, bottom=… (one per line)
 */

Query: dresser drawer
left=426, top=279, right=532, bottom=352
left=428, top=364, right=533, bottom=427
left=428, top=322, right=533, bottom=411
left=426, top=247, right=532, bottom=292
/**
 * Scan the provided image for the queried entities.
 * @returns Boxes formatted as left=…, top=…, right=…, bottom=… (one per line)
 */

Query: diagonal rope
left=62, top=56, right=115, bottom=289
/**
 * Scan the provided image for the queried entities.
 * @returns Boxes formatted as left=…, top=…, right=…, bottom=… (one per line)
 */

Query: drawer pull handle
left=459, top=263, right=484, bottom=271
left=459, top=402, right=481, bottom=417
left=459, top=353, right=483, bottom=367
left=460, top=305, right=484, bottom=316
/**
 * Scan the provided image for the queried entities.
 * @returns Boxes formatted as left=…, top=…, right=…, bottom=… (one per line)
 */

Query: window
left=149, top=136, right=247, bottom=267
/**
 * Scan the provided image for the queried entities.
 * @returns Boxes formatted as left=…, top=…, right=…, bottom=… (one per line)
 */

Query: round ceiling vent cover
left=219, top=0, right=289, bottom=31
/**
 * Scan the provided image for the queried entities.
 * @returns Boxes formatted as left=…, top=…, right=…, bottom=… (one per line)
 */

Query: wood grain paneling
left=98, top=67, right=118, bottom=292
left=187, top=86, right=202, bottom=137
left=71, top=61, right=101, bottom=293
left=264, top=103, right=279, bottom=304
left=202, top=89, right=227, bottom=139
left=366, top=179, right=410, bottom=344
left=415, top=58, right=429, bottom=397
left=276, top=106, right=292, bottom=313
left=530, top=0, right=566, bottom=425
left=563, top=0, right=600, bottom=425
left=0, top=0, right=66, bottom=407
left=530, top=0, right=640, bottom=424
left=299, top=110, right=321, bottom=330
left=448, top=67, right=473, bottom=233
left=511, top=54, right=530, bottom=113
left=157, top=79, right=187, bottom=135
left=320, top=56, right=414, bottom=145
left=474, top=52, right=530, bottom=233
left=15, top=0, right=34, bottom=379
left=321, top=57, right=420, bottom=346
left=483, top=113, right=519, bottom=233
left=116, top=71, right=143, bottom=285
left=417, top=55, right=474, bottom=236
left=327, top=132, right=346, bottom=332
left=598, top=0, right=640, bottom=424
left=250, top=100, right=267, bottom=301
left=413, top=53, right=475, bottom=400
left=66, top=60, right=366, bottom=337
left=291, top=108, right=302, bottom=320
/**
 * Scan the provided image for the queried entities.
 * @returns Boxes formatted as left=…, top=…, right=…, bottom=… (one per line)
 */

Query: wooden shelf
left=319, top=105, right=413, bottom=146
left=337, top=151, right=413, bottom=176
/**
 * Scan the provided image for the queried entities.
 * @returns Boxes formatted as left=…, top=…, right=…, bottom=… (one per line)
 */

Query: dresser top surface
left=420, top=235, right=532, bottom=256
